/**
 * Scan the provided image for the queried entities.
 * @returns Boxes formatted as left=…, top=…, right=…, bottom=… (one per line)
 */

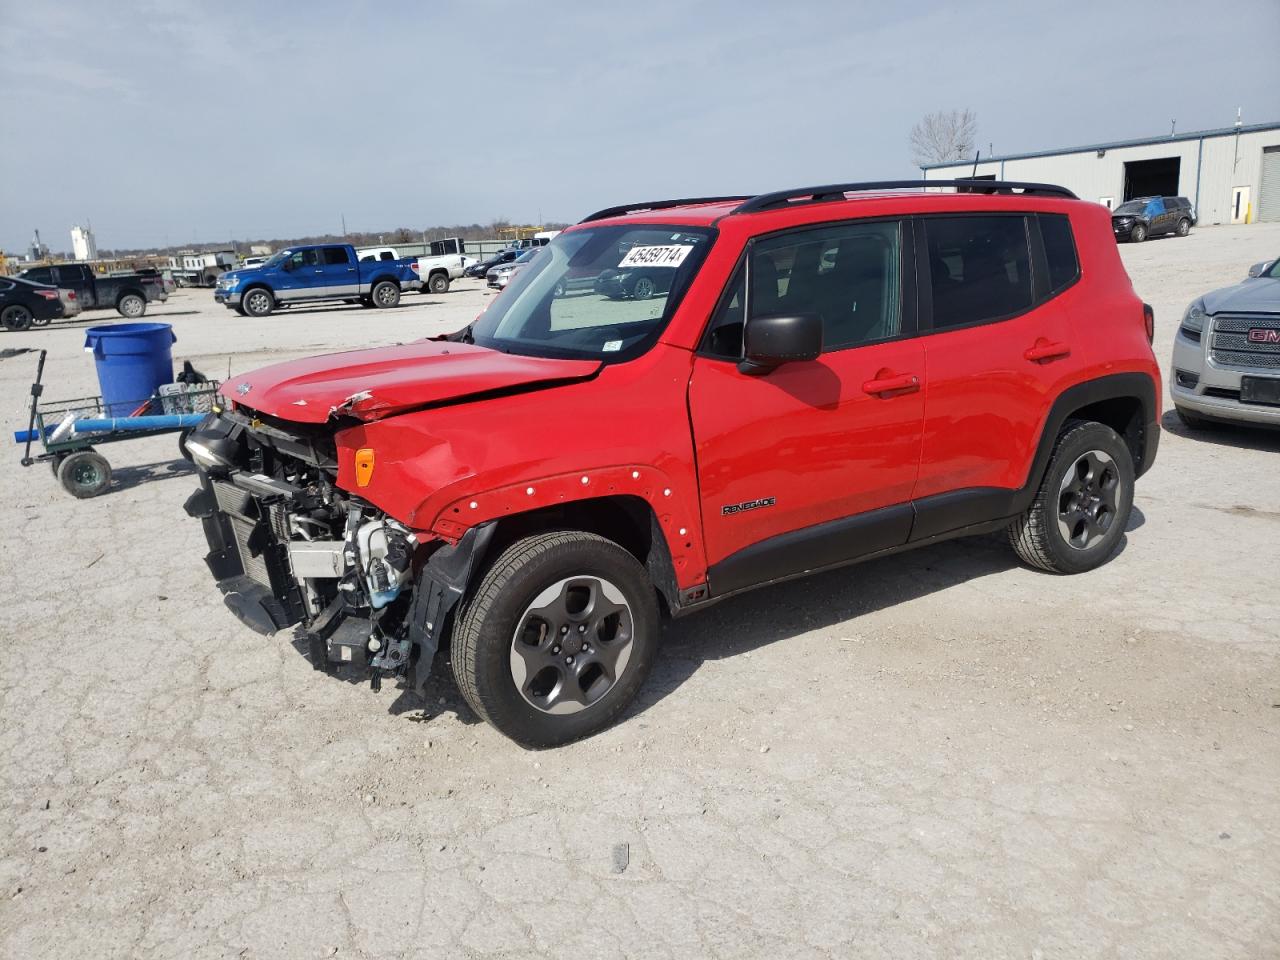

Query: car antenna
left=971, top=149, right=981, bottom=177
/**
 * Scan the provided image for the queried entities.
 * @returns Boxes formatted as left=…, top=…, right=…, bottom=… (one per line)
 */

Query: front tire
left=2, top=305, right=33, bottom=331
left=1130, top=223, right=1148, bottom=243
left=1007, top=420, right=1134, bottom=575
left=117, top=294, right=146, bottom=318
left=58, top=449, right=112, bottom=499
left=1175, top=405, right=1213, bottom=430
left=451, top=531, right=661, bottom=748
left=242, top=287, right=274, bottom=318
left=1176, top=218, right=1191, bottom=237
left=371, top=280, right=401, bottom=308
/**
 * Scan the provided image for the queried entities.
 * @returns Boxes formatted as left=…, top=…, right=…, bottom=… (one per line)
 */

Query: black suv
left=1112, top=196, right=1195, bottom=243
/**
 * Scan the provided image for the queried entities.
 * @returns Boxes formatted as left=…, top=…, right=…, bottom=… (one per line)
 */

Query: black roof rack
left=579, top=196, right=751, bottom=224
left=731, top=179, right=1077, bottom=215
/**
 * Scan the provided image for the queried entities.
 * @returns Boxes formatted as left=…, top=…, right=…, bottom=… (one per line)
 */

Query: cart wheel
left=48, top=452, right=68, bottom=477
left=178, top=428, right=194, bottom=462
left=58, top=450, right=112, bottom=499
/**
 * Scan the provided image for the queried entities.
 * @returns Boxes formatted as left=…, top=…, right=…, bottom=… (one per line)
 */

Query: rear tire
left=242, top=287, right=274, bottom=317
left=428, top=272, right=450, bottom=294
left=58, top=449, right=112, bottom=499
left=451, top=531, right=661, bottom=748
left=371, top=280, right=401, bottom=308
left=117, top=293, right=146, bottom=318
left=1007, top=419, right=1134, bottom=575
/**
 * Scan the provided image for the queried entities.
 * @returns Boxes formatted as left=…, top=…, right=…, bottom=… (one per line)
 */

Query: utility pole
left=341, top=213, right=347, bottom=238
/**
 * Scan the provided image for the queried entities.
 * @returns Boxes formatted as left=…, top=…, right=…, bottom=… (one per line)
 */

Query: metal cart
left=16, top=349, right=220, bottom=498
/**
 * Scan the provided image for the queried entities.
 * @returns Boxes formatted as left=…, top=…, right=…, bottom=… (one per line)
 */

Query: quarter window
left=1039, top=214, right=1080, bottom=295
left=925, top=216, right=1032, bottom=329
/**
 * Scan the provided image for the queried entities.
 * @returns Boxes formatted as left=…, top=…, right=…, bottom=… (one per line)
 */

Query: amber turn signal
left=354, top=448, right=375, bottom=487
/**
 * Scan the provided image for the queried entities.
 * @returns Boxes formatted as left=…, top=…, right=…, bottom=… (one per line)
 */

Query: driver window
left=702, top=221, right=902, bottom=358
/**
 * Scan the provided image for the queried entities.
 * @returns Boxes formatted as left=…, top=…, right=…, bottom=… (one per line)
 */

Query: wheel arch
left=483, top=495, right=681, bottom=614
left=115, top=286, right=146, bottom=305
left=1025, top=372, right=1159, bottom=500
left=370, top=273, right=401, bottom=289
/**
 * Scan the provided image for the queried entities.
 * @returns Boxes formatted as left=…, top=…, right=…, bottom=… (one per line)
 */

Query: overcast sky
left=2, top=0, right=1277, bottom=252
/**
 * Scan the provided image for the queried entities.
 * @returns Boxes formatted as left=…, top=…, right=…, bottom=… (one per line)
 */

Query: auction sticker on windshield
left=619, top=245, right=693, bottom=268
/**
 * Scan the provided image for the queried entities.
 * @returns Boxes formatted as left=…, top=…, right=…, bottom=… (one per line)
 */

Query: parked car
left=184, top=178, right=1160, bottom=747
left=357, top=247, right=464, bottom=293
left=594, top=265, right=675, bottom=300
left=0, top=277, right=76, bottom=330
left=486, top=249, right=538, bottom=289
left=466, top=249, right=521, bottom=279
left=1171, top=255, right=1280, bottom=430
left=213, top=243, right=421, bottom=317
left=1112, top=196, right=1195, bottom=242
left=15, top=263, right=167, bottom=318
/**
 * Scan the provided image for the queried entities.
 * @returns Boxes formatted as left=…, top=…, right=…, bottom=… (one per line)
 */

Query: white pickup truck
left=356, top=246, right=466, bottom=294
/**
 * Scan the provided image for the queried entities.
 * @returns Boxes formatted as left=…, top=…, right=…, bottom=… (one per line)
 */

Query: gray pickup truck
left=16, top=263, right=168, bottom=318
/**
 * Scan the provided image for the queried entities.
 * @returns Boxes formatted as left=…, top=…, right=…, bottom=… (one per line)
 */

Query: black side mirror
left=740, top=313, right=822, bottom=374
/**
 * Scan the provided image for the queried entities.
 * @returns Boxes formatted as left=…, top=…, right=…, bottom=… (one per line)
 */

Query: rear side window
left=1039, top=214, right=1080, bottom=294
left=379, top=251, right=394, bottom=261
left=323, top=247, right=351, bottom=265
left=925, top=216, right=1032, bottom=329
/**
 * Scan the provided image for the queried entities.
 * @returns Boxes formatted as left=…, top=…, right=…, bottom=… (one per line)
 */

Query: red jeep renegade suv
left=186, top=180, right=1161, bottom=747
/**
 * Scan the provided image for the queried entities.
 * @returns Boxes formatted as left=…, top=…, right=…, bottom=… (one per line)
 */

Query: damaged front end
left=183, top=408, right=491, bottom=694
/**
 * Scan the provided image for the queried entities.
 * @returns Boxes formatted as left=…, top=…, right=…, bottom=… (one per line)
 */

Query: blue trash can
left=84, top=322, right=177, bottom=416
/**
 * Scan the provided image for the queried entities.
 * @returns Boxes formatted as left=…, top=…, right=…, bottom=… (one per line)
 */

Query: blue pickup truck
left=214, top=243, right=421, bottom=317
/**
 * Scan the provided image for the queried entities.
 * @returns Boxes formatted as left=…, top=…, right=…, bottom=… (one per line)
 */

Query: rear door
left=911, top=213, right=1078, bottom=538
left=689, top=218, right=925, bottom=593
left=318, top=246, right=360, bottom=296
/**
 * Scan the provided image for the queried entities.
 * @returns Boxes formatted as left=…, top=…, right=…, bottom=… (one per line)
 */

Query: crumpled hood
left=228, top=340, right=602, bottom=424
left=1203, top=278, right=1280, bottom=315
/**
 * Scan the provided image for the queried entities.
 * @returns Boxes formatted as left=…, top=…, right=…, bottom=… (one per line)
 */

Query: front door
left=276, top=248, right=325, bottom=300
left=689, top=218, right=925, bottom=594
left=1231, top=186, right=1251, bottom=224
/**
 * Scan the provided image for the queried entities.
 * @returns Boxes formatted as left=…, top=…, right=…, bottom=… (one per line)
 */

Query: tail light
left=1142, top=303, right=1154, bottom=344
left=65, top=290, right=77, bottom=300
left=410, top=262, right=420, bottom=273
left=36, top=289, right=59, bottom=301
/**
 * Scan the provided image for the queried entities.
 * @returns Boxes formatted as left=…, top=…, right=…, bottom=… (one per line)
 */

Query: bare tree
left=909, top=109, right=978, bottom=168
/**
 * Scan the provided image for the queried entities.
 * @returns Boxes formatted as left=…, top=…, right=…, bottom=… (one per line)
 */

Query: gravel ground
left=2, top=226, right=1278, bottom=959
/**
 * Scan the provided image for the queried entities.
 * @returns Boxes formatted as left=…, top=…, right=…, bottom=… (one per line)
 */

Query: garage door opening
left=1124, top=157, right=1181, bottom=200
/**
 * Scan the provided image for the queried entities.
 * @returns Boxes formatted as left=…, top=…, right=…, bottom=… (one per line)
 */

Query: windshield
left=1114, top=201, right=1147, bottom=215
left=468, top=224, right=716, bottom=360
left=260, top=249, right=293, bottom=269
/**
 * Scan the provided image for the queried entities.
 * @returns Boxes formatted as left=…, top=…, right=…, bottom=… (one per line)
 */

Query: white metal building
left=923, top=121, right=1280, bottom=225
left=70, top=224, right=97, bottom=261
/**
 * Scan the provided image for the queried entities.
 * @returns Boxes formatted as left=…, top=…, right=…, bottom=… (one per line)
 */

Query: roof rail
left=579, top=196, right=752, bottom=224
left=731, top=179, right=1077, bottom=215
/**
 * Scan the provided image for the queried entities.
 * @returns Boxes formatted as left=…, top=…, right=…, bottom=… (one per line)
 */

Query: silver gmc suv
left=1172, top=257, right=1280, bottom=429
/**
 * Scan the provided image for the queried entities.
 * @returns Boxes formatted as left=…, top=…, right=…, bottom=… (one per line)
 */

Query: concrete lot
left=2, top=226, right=1278, bottom=959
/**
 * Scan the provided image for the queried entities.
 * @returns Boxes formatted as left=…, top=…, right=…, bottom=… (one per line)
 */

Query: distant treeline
left=97, top=220, right=571, bottom=258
